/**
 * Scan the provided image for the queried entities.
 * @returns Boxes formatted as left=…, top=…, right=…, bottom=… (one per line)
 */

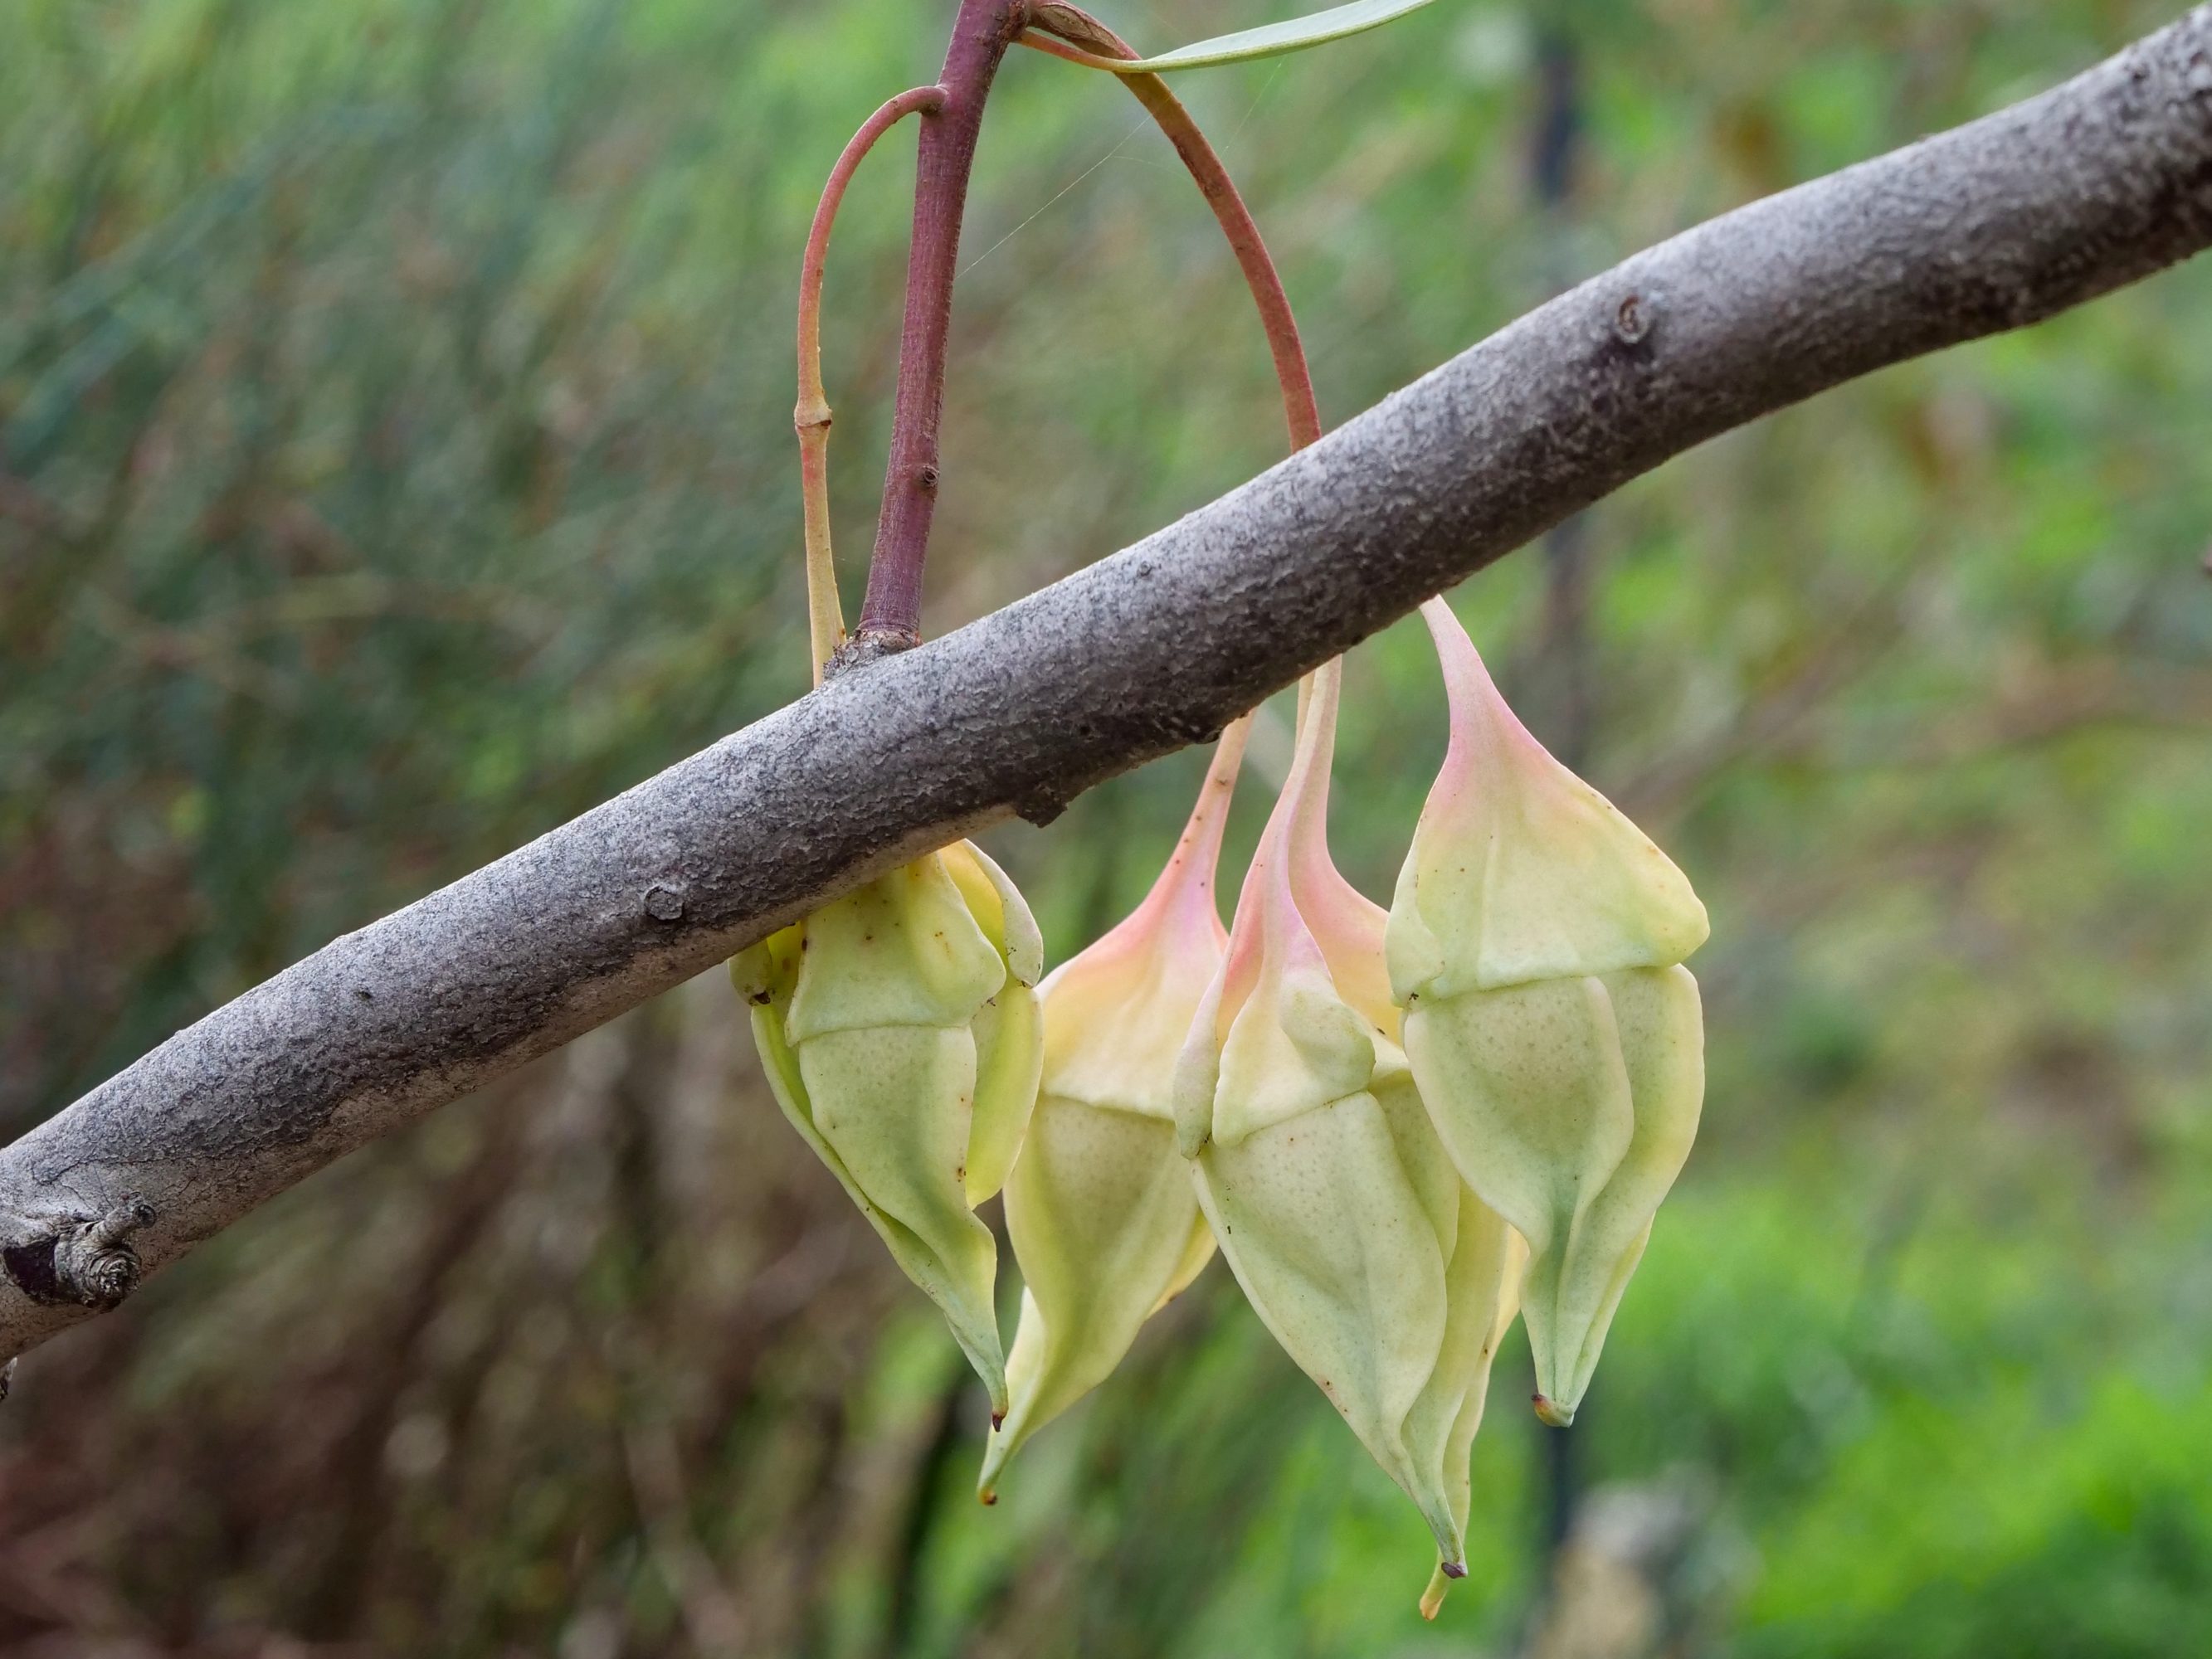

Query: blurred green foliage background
left=3, top=0, right=2210, bottom=1654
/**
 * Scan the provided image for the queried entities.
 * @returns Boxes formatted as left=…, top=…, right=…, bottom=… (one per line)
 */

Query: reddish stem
left=1021, top=14, right=1321, bottom=450
left=854, top=0, right=1030, bottom=653
left=798, top=85, right=948, bottom=680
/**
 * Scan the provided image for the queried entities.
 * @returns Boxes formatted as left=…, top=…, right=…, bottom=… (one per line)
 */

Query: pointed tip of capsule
left=977, top=1396, right=1029, bottom=1502
left=1420, top=1563, right=1464, bottom=1622
left=978, top=1363, right=1010, bottom=1427
left=1532, top=1393, right=1576, bottom=1429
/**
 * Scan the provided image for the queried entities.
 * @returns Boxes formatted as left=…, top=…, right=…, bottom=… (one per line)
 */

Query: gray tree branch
left=5, top=7, right=2210, bottom=1367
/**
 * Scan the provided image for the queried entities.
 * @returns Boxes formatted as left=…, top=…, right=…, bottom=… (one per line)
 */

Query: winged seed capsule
left=733, top=844, right=1043, bottom=1419
left=1386, top=597, right=1708, bottom=1429
left=977, top=724, right=1250, bottom=1501
left=1176, top=663, right=1518, bottom=1613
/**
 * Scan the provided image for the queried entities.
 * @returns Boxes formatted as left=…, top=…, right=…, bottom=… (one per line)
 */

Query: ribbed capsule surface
left=735, top=843, right=1043, bottom=1418
left=979, top=727, right=1248, bottom=1501
left=1387, top=598, right=1708, bottom=1428
left=1177, top=664, right=1518, bottom=1609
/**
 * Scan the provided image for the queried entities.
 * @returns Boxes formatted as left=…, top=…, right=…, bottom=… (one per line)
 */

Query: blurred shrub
left=2, top=1, right=2209, bottom=1655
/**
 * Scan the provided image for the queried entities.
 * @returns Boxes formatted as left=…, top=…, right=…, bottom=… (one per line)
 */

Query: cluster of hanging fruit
left=733, top=602, right=1706, bottom=1613
left=737, top=0, right=1710, bottom=1615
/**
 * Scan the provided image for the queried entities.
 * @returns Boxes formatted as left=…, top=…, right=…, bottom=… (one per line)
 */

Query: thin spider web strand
left=958, top=114, right=1153, bottom=277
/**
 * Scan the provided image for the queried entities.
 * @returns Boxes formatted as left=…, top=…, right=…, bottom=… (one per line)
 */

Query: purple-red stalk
left=853, top=0, right=1030, bottom=653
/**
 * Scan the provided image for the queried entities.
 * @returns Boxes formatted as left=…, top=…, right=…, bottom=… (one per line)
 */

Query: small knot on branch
left=1612, top=289, right=1655, bottom=347
left=1013, top=785, right=1069, bottom=828
left=2, top=1195, right=157, bottom=1311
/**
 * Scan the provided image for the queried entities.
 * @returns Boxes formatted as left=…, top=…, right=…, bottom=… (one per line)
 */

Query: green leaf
left=1080, top=0, right=1447, bottom=73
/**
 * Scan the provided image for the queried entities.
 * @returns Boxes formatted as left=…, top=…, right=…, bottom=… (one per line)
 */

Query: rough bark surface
left=5, top=7, right=2210, bottom=1363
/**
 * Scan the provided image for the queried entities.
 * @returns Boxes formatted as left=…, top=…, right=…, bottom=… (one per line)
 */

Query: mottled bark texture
left=5, top=8, right=2210, bottom=1365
